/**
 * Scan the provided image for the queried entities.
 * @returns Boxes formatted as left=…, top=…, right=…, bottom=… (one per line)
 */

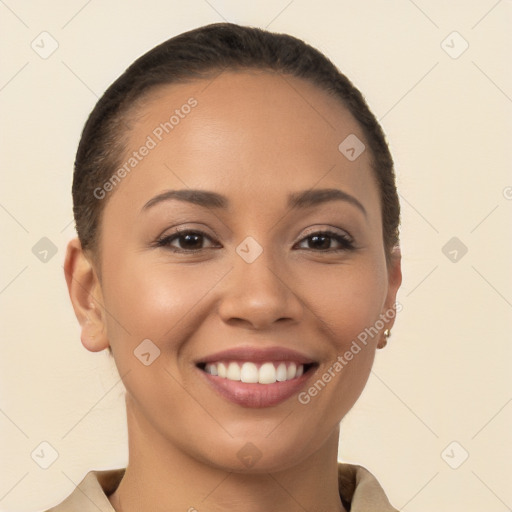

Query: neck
left=109, top=394, right=346, bottom=512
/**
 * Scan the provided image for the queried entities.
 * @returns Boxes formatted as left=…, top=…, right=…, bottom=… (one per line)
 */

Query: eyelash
left=154, top=228, right=355, bottom=254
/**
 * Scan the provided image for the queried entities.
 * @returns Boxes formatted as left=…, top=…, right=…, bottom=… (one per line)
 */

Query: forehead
left=107, top=70, right=379, bottom=219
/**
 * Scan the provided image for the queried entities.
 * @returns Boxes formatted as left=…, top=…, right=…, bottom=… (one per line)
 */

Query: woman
left=52, top=22, right=402, bottom=511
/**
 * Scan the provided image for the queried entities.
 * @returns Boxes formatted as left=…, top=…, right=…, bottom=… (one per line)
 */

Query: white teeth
left=240, top=362, right=259, bottom=383
left=217, top=362, right=227, bottom=378
left=202, top=361, right=306, bottom=384
left=226, top=362, right=241, bottom=381
left=259, top=362, right=276, bottom=384
left=276, top=362, right=287, bottom=382
left=205, top=363, right=218, bottom=376
left=287, top=362, right=297, bottom=380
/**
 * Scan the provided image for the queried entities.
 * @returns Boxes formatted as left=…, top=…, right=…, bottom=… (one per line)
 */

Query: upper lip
left=196, top=346, right=317, bottom=365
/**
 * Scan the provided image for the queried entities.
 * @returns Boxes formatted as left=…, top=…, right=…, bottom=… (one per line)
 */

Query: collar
left=47, top=463, right=398, bottom=511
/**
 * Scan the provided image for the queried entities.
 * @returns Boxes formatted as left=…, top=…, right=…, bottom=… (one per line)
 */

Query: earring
left=378, top=329, right=391, bottom=349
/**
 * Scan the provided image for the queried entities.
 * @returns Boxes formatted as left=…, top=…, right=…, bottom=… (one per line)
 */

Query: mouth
left=195, top=347, right=319, bottom=408
left=196, top=360, right=317, bottom=384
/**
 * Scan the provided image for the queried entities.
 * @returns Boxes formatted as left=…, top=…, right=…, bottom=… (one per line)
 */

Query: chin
left=194, top=432, right=320, bottom=474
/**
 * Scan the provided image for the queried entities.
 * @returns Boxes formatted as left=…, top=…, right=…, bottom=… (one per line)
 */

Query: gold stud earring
left=378, top=329, right=391, bottom=349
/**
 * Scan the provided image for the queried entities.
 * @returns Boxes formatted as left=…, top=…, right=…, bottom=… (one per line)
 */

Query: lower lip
left=198, top=367, right=315, bottom=408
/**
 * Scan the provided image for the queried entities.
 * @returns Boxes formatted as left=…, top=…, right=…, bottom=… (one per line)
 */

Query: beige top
left=45, top=463, right=399, bottom=511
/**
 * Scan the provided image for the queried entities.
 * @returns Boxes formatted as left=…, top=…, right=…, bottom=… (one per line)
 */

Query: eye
left=154, top=228, right=355, bottom=254
left=295, top=230, right=355, bottom=252
left=155, top=229, right=220, bottom=253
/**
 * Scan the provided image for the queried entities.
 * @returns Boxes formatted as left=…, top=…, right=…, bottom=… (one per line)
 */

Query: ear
left=64, top=238, right=109, bottom=352
left=381, top=245, right=403, bottom=333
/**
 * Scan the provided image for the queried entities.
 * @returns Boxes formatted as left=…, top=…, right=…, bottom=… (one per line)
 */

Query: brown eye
left=296, top=231, right=354, bottom=252
left=156, top=230, right=219, bottom=252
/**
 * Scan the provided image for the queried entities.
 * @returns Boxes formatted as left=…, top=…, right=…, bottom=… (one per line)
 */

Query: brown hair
left=73, top=22, right=400, bottom=263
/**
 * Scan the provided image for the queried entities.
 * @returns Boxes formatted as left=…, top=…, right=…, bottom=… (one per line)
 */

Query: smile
left=195, top=346, right=319, bottom=408
left=200, top=360, right=312, bottom=384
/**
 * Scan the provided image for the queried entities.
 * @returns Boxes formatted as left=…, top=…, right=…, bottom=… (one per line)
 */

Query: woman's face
left=88, top=70, right=401, bottom=471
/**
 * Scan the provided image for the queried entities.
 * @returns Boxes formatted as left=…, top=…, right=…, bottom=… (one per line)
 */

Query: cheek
left=300, top=259, right=387, bottom=347
left=101, top=255, right=229, bottom=350
left=296, top=260, right=386, bottom=409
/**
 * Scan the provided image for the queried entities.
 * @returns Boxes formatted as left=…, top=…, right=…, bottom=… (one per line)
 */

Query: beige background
left=1, top=1, right=511, bottom=510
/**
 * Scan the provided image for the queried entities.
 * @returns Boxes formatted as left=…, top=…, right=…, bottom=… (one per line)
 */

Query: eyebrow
left=141, top=188, right=367, bottom=217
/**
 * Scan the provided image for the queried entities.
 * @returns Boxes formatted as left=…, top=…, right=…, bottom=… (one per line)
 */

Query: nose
left=217, top=250, right=304, bottom=330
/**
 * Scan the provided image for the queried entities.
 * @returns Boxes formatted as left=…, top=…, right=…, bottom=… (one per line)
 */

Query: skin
left=65, top=70, right=401, bottom=512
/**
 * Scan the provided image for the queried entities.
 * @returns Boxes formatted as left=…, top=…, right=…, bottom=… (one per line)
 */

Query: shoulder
left=338, top=462, right=400, bottom=511
left=44, top=468, right=125, bottom=512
